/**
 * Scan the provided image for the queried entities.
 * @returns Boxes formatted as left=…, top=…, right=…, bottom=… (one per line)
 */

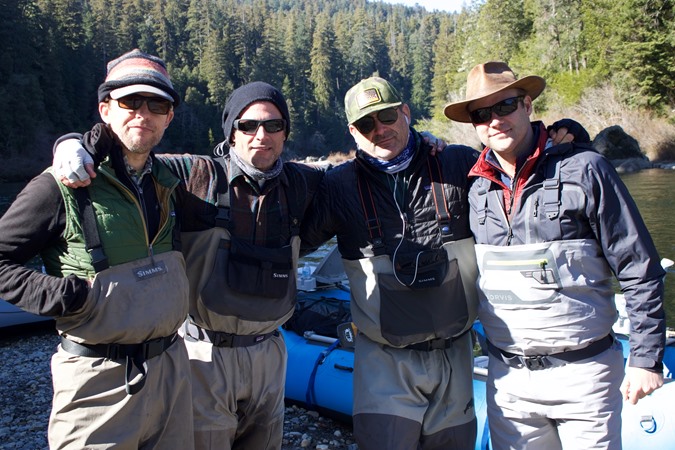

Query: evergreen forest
left=1, top=0, right=674, bottom=179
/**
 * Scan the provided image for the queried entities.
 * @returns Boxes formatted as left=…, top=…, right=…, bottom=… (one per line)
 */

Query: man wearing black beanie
left=53, top=81, right=326, bottom=450
left=172, top=82, right=326, bottom=450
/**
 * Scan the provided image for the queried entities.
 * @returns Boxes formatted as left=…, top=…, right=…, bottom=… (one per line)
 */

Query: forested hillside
left=1, top=0, right=673, bottom=179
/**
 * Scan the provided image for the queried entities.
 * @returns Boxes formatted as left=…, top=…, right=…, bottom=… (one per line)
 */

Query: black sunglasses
left=233, top=119, right=286, bottom=134
left=353, top=107, right=399, bottom=134
left=115, top=95, right=173, bottom=115
left=469, top=96, right=524, bottom=124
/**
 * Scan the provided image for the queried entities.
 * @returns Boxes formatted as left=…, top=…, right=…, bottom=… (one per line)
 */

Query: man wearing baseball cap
left=0, top=49, right=193, bottom=448
left=444, top=61, right=665, bottom=449
left=301, top=76, right=481, bottom=449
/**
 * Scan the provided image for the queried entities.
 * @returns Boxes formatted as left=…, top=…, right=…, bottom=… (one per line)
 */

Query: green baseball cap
left=344, top=77, right=403, bottom=124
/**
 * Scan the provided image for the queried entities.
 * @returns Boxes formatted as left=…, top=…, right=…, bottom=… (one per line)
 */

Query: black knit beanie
left=221, top=81, right=291, bottom=144
left=97, top=49, right=180, bottom=106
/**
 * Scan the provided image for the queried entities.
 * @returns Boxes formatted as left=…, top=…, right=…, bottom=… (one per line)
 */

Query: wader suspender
left=356, top=157, right=453, bottom=255
left=185, top=158, right=303, bottom=344
left=73, top=188, right=109, bottom=273
left=427, top=156, right=455, bottom=243
left=67, top=188, right=176, bottom=395
left=540, top=155, right=562, bottom=241
left=473, top=154, right=563, bottom=243
left=356, top=170, right=386, bottom=256
left=474, top=182, right=490, bottom=244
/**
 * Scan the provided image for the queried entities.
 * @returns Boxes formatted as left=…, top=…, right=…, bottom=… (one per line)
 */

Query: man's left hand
left=421, top=131, right=447, bottom=156
left=547, top=118, right=591, bottom=145
left=53, top=139, right=96, bottom=188
left=620, top=366, right=664, bottom=405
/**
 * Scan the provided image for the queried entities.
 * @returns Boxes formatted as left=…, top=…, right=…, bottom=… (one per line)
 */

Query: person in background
left=444, top=61, right=666, bottom=450
left=0, top=49, right=193, bottom=449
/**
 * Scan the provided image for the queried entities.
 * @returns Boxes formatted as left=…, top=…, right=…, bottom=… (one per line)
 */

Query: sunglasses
left=469, top=96, right=524, bottom=124
left=353, top=107, right=399, bottom=134
left=115, top=95, right=173, bottom=115
left=233, top=119, right=286, bottom=134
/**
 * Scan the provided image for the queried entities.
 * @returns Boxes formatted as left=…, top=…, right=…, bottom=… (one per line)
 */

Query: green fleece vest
left=41, top=158, right=179, bottom=279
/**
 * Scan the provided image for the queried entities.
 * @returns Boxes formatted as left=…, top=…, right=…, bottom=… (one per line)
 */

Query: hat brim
left=443, top=76, right=546, bottom=123
left=110, top=84, right=175, bottom=103
left=349, top=101, right=402, bottom=124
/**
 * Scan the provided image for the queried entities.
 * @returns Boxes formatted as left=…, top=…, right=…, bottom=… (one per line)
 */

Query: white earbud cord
left=390, top=173, right=424, bottom=287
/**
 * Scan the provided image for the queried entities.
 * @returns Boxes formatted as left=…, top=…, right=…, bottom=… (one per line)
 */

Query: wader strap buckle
left=403, top=330, right=469, bottom=351
left=523, top=355, right=552, bottom=370
left=487, top=335, right=614, bottom=371
left=60, top=334, right=178, bottom=395
left=187, top=322, right=280, bottom=348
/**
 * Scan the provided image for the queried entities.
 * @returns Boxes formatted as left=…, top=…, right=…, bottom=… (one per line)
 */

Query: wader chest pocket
left=394, top=249, right=449, bottom=289
left=226, top=238, right=293, bottom=298
left=378, top=258, right=468, bottom=347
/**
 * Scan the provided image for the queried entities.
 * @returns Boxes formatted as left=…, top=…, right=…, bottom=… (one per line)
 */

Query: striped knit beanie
left=97, top=49, right=180, bottom=106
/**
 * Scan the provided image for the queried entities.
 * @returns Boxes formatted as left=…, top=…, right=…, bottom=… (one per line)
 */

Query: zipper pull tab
left=148, top=244, right=156, bottom=265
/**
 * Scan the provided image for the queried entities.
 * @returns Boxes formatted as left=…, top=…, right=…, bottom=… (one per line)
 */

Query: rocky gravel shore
left=0, top=326, right=355, bottom=450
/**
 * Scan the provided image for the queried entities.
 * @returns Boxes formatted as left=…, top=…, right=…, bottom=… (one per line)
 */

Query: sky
left=377, top=0, right=467, bottom=13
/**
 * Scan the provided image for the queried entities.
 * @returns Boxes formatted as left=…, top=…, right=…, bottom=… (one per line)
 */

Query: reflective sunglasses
left=233, top=119, right=286, bottom=134
left=115, top=95, right=173, bottom=115
left=469, top=96, right=524, bottom=124
left=353, top=107, right=399, bottom=134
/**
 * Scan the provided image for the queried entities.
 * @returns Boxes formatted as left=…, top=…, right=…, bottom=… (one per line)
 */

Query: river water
left=1, top=169, right=675, bottom=325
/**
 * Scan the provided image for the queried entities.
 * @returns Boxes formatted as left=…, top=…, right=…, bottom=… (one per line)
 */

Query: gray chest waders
left=348, top=158, right=478, bottom=347
left=185, top=158, right=305, bottom=333
left=472, top=155, right=616, bottom=354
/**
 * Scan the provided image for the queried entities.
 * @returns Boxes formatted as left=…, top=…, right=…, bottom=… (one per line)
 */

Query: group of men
left=0, top=48, right=665, bottom=450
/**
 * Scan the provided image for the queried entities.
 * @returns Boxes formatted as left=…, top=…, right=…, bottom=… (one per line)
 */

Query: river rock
left=594, top=125, right=645, bottom=160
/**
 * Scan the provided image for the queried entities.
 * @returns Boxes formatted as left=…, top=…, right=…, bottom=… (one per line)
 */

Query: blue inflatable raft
left=282, top=248, right=675, bottom=449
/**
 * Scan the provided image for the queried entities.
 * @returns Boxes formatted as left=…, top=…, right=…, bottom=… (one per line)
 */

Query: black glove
left=547, top=119, right=591, bottom=144
left=82, top=123, right=119, bottom=166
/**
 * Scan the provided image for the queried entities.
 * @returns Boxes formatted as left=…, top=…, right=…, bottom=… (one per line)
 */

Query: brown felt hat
left=443, top=62, right=546, bottom=123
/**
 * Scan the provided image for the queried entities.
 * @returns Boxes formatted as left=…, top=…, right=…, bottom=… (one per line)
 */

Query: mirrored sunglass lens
left=469, top=108, right=492, bottom=123
left=262, top=119, right=285, bottom=133
left=235, top=120, right=260, bottom=133
left=355, top=117, right=376, bottom=134
left=469, top=97, right=521, bottom=123
left=494, top=98, right=519, bottom=116
left=236, top=119, right=285, bottom=133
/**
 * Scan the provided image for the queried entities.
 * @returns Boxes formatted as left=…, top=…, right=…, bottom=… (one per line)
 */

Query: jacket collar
left=468, top=121, right=549, bottom=186
left=355, top=128, right=430, bottom=180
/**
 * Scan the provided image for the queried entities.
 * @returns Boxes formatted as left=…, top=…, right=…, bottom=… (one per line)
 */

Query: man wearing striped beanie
left=98, top=48, right=181, bottom=105
left=0, top=49, right=194, bottom=449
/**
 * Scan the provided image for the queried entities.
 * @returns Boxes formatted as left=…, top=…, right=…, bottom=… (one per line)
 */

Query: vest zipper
left=128, top=177, right=152, bottom=252
left=101, top=168, right=151, bottom=247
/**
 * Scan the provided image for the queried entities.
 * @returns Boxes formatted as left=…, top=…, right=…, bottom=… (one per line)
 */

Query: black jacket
left=301, top=129, right=479, bottom=260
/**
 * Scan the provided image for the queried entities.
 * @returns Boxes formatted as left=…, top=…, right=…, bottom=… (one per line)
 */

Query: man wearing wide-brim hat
left=444, top=61, right=666, bottom=449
